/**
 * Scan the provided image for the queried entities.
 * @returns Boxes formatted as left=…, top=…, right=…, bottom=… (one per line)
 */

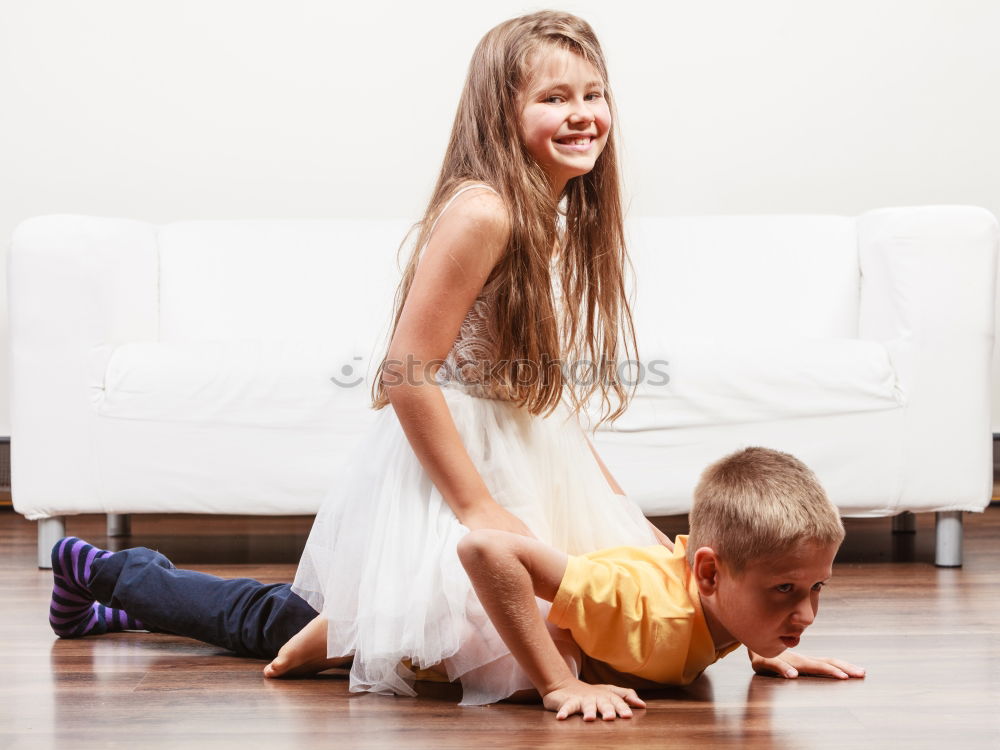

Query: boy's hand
left=749, top=649, right=866, bottom=680
left=542, top=679, right=646, bottom=721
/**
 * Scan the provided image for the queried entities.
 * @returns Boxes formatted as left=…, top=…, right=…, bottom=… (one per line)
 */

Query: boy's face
left=709, top=541, right=838, bottom=658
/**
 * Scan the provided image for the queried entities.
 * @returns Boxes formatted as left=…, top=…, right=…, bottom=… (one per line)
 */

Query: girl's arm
left=383, top=188, right=530, bottom=536
left=584, top=434, right=625, bottom=495
left=584, top=435, right=673, bottom=551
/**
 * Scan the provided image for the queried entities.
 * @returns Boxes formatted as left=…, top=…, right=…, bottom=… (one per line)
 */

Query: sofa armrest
left=858, top=205, right=999, bottom=510
left=8, top=215, right=159, bottom=518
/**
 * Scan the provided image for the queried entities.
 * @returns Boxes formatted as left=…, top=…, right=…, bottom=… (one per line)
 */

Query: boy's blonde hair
left=687, top=447, right=845, bottom=573
left=371, top=11, right=639, bottom=430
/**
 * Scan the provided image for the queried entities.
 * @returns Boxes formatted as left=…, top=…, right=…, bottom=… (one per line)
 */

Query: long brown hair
left=370, top=10, right=639, bottom=430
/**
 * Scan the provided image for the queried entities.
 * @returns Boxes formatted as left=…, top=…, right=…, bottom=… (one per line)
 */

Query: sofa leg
left=892, top=511, right=916, bottom=533
left=37, top=516, right=66, bottom=569
left=107, top=513, right=132, bottom=538
left=934, top=511, right=963, bottom=568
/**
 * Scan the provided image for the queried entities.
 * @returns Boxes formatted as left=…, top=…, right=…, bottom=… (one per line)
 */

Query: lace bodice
left=428, top=184, right=563, bottom=400
left=436, top=258, right=563, bottom=400
left=434, top=270, right=507, bottom=398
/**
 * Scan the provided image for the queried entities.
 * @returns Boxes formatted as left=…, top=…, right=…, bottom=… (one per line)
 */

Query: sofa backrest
left=156, top=214, right=860, bottom=360
left=627, top=216, right=860, bottom=356
left=157, top=219, right=413, bottom=360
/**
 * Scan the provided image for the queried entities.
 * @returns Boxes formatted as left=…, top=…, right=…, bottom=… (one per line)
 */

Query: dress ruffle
left=291, top=382, right=657, bottom=705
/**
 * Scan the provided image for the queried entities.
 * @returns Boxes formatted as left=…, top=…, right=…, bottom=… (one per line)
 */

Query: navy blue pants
left=88, top=546, right=318, bottom=659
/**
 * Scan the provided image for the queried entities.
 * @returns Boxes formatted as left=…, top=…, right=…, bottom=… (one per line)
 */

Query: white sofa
left=9, top=206, right=998, bottom=568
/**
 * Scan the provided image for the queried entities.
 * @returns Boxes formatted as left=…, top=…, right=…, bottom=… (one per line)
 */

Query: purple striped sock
left=49, top=537, right=145, bottom=638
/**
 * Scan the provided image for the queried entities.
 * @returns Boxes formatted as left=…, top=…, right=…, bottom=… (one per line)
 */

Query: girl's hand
left=749, top=649, right=866, bottom=680
left=542, top=678, right=646, bottom=721
left=460, top=503, right=536, bottom=538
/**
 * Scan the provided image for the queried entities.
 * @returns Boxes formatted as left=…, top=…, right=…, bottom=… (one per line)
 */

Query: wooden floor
left=1, top=508, right=998, bottom=749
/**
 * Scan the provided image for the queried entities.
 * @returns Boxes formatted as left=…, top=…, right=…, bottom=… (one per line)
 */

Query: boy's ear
left=693, top=547, right=722, bottom=596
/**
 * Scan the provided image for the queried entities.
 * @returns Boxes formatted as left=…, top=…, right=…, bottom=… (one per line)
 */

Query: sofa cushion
left=588, top=337, right=903, bottom=431
left=94, top=337, right=902, bottom=434
left=93, top=340, right=377, bottom=432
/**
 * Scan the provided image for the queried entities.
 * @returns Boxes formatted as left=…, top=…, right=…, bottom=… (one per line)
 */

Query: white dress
left=291, top=183, right=657, bottom=705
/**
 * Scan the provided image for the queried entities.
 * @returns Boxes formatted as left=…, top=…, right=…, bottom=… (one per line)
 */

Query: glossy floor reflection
left=2, top=507, right=998, bottom=749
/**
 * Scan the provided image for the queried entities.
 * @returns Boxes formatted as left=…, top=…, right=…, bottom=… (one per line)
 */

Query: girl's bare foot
left=264, top=614, right=351, bottom=678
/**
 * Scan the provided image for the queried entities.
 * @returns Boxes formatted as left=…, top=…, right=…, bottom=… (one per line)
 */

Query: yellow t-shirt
left=547, top=535, right=741, bottom=687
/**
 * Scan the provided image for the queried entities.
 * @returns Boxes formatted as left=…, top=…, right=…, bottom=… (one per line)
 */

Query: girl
left=269, top=10, right=669, bottom=706
left=48, top=10, right=668, bottom=718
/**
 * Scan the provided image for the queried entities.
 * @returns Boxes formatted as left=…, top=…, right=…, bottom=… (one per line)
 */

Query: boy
left=48, top=446, right=863, bottom=719
left=451, top=445, right=865, bottom=720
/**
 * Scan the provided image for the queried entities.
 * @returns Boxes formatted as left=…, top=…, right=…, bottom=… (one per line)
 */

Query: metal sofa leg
left=37, top=516, right=66, bottom=569
left=892, top=511, right=916, bottom=533
left=934, top=511, right=963, bottom=567
left=107, top=513, right=132, bottom=537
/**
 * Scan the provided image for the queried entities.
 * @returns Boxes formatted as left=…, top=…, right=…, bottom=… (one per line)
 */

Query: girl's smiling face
left=518, top=46, right=611, bottom=197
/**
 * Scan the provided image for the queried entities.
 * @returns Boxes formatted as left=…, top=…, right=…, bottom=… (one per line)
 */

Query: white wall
left=2, top=0, right=999, bottom=437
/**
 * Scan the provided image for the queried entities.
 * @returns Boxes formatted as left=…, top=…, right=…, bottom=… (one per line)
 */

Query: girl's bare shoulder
left=445, top=182, right=511, bottom=236
left=432, top=183, right=512, bottom=262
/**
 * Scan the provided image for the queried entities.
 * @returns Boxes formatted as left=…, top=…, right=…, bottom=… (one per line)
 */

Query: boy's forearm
left=458, top=533, right=576, bottom=695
